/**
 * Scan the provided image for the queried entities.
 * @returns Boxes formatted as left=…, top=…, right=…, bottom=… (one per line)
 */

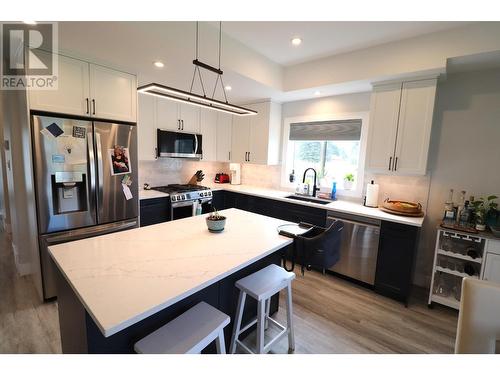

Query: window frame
left=280, top=111, right=370, bottom=198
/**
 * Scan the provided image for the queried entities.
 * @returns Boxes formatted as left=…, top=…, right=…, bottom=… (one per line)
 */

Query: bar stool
left=229, top=264, right=296, bottom=354
left=134, top=302, right=230, bottom=354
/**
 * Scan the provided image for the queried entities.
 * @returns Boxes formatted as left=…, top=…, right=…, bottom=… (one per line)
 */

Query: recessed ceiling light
left=23, top=21, right=37, bottom=25
left=314, top=91, right=321, bottom=96
left=153, top=61, right=164, bottom=68
left=225, top=85, right=232, bottom=91
left=291, top=37, right=302, bottom=46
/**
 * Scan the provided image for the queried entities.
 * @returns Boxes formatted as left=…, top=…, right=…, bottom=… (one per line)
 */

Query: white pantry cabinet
left=29, top=53, right=137, bottom=123
left=231, top=101, right=281, bottom=165
left=200, top=109, right=217, bottom=161
left=366, top=78, right=437, bottom=175
left=137, top=94, right=157, bottom=161
left=216, top=112, right=233, bottom=162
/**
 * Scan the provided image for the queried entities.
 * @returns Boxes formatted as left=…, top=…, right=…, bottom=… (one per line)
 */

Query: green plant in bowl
left=206, top=208, right=226, bottom=233
left=344, top=173, right=355, bottom=190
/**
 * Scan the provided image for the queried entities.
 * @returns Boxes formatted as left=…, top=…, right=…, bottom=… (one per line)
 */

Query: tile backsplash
left=138, top=159, right=431, bottom=211
left=139, top=159, right=229, bottom=188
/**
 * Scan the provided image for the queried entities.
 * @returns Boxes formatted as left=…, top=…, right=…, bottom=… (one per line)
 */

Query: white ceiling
left=219, top=21, right=472, bottom=66
left=57, top=21, right=478, bottom=104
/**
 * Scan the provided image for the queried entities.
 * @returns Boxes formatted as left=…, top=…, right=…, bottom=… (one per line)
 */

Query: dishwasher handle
left=327, top=216, right=380, bottom=230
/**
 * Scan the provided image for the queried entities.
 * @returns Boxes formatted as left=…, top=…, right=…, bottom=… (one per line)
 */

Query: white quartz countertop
left=48, top=208, right=293, bottom=337
left=139, top=189, right=169, bottom=200
left=206, top=183, right=425, bottom=227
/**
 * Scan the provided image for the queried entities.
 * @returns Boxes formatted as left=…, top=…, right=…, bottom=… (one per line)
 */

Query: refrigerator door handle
left=88, top=128, right=97, bottom=215
left=95, top=132, right=104, bottom=219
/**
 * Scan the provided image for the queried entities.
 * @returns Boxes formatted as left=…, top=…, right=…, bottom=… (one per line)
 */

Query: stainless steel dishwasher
left=326, top=211, right=381, bottom=285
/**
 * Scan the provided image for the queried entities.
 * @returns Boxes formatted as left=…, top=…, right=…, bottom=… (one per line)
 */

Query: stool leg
left=216, top=330, right=226, bottom=354
left=264, top=298, right=270, bottom=330
left=256, top=299, right=266, bottom=354
left=230, top=290, right=246, bottom=354
left=285, top=282, right=295, bottom=352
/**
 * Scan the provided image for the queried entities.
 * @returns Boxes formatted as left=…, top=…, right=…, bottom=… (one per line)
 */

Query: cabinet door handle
left=394, top=157, right=398, bottom=171
left=177, top=120, right=180, bottom=130
left=92, top=99, right=96, bottom=115
left=85, top=98, right=89, bottom=114
left=248, top=152, right=250, bottom=162
left=229, top=151, right=231, bottom=161
left=181, top=120, right=184, bottom=131
left=388, top=156, right=392, bottom=171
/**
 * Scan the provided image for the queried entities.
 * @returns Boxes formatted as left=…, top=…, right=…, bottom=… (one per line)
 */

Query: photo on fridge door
left=108, top=145, right=131, bottom=176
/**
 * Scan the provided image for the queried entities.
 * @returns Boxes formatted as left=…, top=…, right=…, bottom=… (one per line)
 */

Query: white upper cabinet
left=231, top=101, right=282, bottom=165
left=29, top=53, right=137, bottom=123
left=89, top=64, right=137, bottom=123
left=231, top=115, right=251, bottom=163
left=366, top=78, right=437, bottom=175
left=216, top=112, right=233, bottom=162
left=200, top=109, right=217, bottom=161
left=137, top=94, right=156, bottom=161
left=29, top=52, right=90, bottom=117
left=178, top=103, right=200, bottom=133
left=393, top=79, right=437, bottom=175
left=156, top=99, right=180, bottom=131
left=365, top=83, right=401, bottom=173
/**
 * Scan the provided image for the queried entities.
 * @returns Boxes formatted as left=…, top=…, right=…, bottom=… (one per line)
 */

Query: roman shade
left=289, top=119, right=362, bottom=141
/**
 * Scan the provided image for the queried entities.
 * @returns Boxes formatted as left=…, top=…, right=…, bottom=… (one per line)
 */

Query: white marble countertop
left=205, top=183, right=425, bottom=227
left=48, top=208, right=293, bottom=337
left=139, top=189, right=169, bottom=200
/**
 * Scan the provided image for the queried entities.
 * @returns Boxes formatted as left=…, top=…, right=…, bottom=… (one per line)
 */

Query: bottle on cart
left=456, top=190, right=466, bottom=224
left=443, top=189, right=455, bottom=224
left=469, top=195, right=476, bottom=226
left=459, top=200, right=471, bottom=227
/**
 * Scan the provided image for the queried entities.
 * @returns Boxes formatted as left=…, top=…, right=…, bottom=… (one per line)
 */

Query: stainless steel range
left=151, top=184, right=213, bottom=220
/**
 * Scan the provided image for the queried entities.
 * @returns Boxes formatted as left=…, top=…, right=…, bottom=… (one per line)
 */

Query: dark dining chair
left=294, top=220, right=344, bottom=275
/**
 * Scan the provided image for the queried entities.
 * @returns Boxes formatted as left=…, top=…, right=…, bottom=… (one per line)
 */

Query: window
left=282, top=114, right=368, bottom=197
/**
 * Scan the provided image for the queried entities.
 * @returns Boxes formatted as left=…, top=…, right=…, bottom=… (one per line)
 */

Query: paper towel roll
left=365, top=181, right=379, bottom=207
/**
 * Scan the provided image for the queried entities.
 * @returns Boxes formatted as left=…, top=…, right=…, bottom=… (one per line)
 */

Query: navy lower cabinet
left=211, top=190, right=225, bottom=211
left=221, top=191, right=326, bottom=227
left=374, top=221, right=419, bottom=306
left=139, top=197, right=170, bottom=227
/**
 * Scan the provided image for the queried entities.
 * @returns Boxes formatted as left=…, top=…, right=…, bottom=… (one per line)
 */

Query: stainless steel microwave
left=156, top=129, right=203, bottom=158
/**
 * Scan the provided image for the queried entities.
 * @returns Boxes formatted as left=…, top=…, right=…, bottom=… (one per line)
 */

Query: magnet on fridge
left=121, top=174, right=132, bottom=186
left=122, top=183, right=133, bottom=200
left=40, top=122, right=64, bottom=138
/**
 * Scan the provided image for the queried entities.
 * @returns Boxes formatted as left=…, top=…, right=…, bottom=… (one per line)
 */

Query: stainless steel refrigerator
left=31, top=115, right=139, bottom=299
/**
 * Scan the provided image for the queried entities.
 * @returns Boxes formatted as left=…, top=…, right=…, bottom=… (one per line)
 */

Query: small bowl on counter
left=490, top=225, right=500, bottom=238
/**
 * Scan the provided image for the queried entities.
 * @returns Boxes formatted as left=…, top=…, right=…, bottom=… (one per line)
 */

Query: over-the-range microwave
left=156, top=129, right=203, bottom=159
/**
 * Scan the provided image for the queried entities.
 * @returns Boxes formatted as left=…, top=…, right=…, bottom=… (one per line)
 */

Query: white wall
left=417, top=67, right=500, bottom=287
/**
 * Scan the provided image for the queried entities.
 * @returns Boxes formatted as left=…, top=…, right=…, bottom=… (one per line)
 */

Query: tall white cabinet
left=216, top=113, right=233, bottom=162
left=200, top=109, right=217, bottom=161
left=29, top=53, right=137, bottom=123
left=366, top=78, right=437, bottom=175
left=231, top=101, right=281, bottom=165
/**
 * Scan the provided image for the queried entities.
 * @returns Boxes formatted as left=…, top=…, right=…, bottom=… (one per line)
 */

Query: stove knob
left=171, top=196, right=177, bottom=202
left=182, top=195, right=186, bottom=200
left=207, top=191, right=212, bottom=196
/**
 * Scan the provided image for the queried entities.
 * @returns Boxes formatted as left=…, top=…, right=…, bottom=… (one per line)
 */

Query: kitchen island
left=49, top=208, right=293, bottom=353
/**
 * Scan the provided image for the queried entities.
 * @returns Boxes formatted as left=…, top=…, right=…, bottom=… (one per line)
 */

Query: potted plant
left=344, top=173, right=355, bottom=190
left=206, top=208, right=226, bottom=233
left=471, top=195, right=498, bottom=231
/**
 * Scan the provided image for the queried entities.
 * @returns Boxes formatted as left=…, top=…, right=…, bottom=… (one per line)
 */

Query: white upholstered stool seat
left=134, top=302, right=230, bottom=354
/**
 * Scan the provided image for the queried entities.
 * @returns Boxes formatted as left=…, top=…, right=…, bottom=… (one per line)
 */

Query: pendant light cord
left=190, top=21, right=206, bottom=97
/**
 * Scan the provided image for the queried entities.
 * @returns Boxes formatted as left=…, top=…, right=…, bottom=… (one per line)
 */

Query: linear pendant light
left=138, top=22, right=257, bottom=117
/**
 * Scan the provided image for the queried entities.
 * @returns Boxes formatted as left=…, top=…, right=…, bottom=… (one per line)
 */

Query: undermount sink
left=285, top=195, right=332, bottom=205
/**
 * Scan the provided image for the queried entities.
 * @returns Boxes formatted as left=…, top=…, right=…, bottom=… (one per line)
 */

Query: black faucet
left=302, top=168, right=319, bottom=197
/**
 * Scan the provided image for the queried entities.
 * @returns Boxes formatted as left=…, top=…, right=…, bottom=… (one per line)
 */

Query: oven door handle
left=171, top=201, right=196, bottom=208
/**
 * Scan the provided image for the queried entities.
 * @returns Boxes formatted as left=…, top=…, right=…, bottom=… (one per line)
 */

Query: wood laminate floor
left=0, top=229, right=458, bottom=354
